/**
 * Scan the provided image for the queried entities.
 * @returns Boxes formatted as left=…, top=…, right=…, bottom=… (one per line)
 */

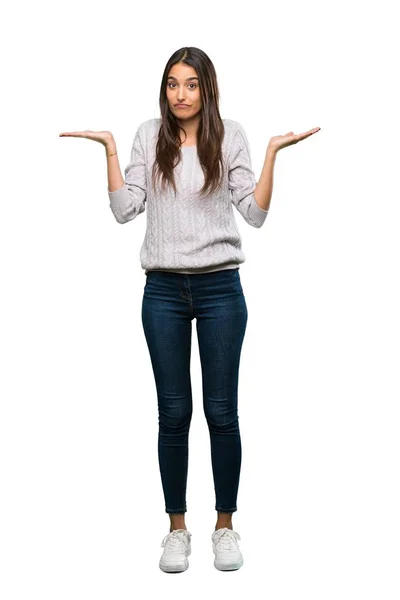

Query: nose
left=177, top=86, right=187, bottom=101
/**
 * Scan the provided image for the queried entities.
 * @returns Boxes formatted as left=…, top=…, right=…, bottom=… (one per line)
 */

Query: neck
left=177, top=113, right=201, bottom=143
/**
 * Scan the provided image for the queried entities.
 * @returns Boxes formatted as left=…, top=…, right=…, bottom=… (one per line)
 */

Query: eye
left=167, top=82, right=198, bottom=89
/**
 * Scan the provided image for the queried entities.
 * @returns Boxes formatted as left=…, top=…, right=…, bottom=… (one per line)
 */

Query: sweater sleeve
left=108, top=125, right=147, bottom=224
left=228, top=122, right=268, bottom=228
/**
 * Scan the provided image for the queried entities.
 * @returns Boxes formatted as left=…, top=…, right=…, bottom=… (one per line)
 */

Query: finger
left=298, top=130, right=317, bottom=140
left=59, top=132, right=85, bottom=137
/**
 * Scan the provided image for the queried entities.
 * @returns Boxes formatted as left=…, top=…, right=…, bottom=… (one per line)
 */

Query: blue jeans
left=141, top=268, right=248, bottom=514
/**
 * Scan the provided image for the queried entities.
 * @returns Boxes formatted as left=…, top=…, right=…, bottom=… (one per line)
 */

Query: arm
left=255, top=124, right=321, bottom=210
left=228, top=123, right=269, bottom=228
left=107, top=126, right=147, bottom=224
left=254, top=145, right=277, bottom=212
left=106, top=137, right=124, bottom=192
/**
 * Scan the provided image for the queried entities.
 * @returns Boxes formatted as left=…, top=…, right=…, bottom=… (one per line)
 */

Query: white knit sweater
left=108, top=118, right=268, bottom=274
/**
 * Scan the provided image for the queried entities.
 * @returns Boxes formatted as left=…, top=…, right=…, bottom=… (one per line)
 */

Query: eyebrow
left=167, top=76, right=199, bottom=81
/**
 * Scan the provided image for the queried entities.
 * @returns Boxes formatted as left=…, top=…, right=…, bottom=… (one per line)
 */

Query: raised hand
left=268, top=127, right=321, bottom=153
left=59, top=130, right=114, bottom=147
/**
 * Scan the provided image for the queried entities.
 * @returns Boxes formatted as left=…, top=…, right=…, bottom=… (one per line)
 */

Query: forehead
left=167, top=64, right=198, bottom=80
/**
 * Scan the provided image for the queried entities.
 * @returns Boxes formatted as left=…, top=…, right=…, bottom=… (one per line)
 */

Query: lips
left=175, top=104, right=189, bottom=108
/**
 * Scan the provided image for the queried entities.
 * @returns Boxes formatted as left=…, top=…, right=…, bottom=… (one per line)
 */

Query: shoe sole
left=159, top=547, right=191, bottom=573
left=214, top=556, right=243, bottom=571
left=159, top=559, right=189, bottom=573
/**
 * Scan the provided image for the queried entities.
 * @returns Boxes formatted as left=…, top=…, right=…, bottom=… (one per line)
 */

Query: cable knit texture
left=108, top=118, right=269, bottom=275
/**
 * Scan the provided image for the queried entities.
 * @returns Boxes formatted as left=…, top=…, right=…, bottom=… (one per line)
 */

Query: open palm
left=59, top=130, right=113, bottom=146
left=269, top=127, right=321, bottom=152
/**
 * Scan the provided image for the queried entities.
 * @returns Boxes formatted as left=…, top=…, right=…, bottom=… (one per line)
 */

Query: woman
left=60, top=46, right=320, bottom=573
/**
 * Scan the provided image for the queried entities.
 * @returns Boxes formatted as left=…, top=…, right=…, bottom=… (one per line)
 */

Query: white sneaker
left=211, top=527, right=244, bottom=571
left=159, top=528, right=192, bottom=573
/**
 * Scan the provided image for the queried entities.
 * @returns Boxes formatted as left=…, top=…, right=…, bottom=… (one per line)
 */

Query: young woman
left=60, top=46, right=320, bottom=573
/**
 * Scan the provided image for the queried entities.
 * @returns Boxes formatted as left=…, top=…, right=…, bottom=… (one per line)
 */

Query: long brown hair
left=151, top=47, right=225, bottom=198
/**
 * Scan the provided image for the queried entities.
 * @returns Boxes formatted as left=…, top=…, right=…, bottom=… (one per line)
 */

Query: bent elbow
left=110, top=202, right=145, bottom=224
left=108, top=182, right=146, bottom=224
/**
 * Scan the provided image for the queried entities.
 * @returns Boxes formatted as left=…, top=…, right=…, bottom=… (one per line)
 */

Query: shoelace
left=161, top=529, right=192, bottom=554
left=212, top=527, right=241, bottom=551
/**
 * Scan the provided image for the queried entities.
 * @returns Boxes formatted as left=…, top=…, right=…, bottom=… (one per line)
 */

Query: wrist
left=105, top=135, right=116, bottom=153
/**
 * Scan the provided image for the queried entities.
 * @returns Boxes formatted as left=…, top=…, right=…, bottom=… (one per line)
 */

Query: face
left=166, top=63, right=202, bottom=121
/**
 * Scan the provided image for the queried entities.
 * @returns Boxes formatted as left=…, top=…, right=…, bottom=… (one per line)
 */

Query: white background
left=1, top=0, right=399, bottom=597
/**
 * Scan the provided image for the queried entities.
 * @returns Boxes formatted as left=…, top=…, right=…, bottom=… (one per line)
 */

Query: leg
left=194, top=269, right=248, bottom=529
left=215, top=512, right=233, bottom=530
left=141, top=272, right=194, bottom=525
left=169, top=513, right=187, bottom=532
